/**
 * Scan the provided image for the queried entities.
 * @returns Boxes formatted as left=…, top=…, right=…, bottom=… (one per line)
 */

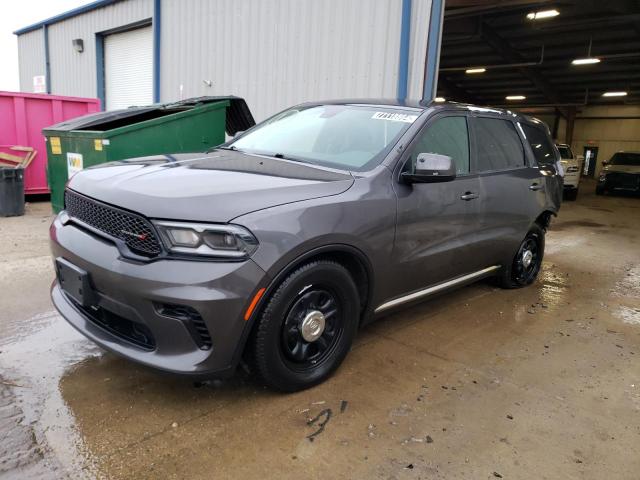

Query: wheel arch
left=533, top=209, right=556, bottom=231
left=231, top=244, right=375, bottom=368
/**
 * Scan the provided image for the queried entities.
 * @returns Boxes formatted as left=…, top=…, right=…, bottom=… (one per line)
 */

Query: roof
left=14, top=0, right=122, bottom=35
left=296, top=98, right=541, bottom=124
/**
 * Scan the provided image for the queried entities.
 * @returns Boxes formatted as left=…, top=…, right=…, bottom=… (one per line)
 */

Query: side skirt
left=374, top=265, right=501, bottom=314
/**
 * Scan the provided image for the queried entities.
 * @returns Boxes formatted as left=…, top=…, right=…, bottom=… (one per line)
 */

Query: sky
left=0, top=0, right=88, bottom=91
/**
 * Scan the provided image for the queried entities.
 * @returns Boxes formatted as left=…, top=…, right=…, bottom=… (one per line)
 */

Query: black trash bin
left=0, top=167, right=25, bottom=217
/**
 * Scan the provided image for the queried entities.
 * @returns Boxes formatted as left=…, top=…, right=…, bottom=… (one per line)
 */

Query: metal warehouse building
left=15, top=0, right=444, bottom=121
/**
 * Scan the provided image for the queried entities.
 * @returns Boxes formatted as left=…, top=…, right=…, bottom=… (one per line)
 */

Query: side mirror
left=539, top=163, right=557, bottom=176
left=401, top=153, right=456, bottom=184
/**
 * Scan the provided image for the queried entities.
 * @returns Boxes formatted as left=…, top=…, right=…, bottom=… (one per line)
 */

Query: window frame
left=394, top=111, right=476, bottom=181
left=468, top=114, right=531, bottom=175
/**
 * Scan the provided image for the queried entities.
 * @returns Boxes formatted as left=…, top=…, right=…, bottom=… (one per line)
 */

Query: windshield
left=228, top=104, right=419, bottom=171
left=556, top=145, right=573, bottom=159
left=609, top=152, right=640, bottom=166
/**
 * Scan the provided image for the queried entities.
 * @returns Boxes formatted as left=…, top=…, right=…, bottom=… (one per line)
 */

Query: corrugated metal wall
left=47, top=0, right=153, bottom=98
left=17, top=29, right=46, bottom=93
left=17, top=0, right=153, bottom=97
left=407, top=0, right=432, bottom=100
left=17, top=0, right=434, bottom=119
left=160, top=0, right=430, bottom=121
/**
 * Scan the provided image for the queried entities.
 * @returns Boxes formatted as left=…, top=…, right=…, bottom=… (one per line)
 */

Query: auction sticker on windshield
left=371, top=112, right=418, bottom=123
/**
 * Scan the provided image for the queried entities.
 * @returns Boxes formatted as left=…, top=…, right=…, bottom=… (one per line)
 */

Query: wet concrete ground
left=1, top=180, right=639, bottom=479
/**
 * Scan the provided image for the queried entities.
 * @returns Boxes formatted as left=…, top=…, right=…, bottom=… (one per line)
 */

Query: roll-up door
left=104, top=26, right=153, bottom=110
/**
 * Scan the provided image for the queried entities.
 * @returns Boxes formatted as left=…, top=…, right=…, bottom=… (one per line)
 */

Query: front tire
left=498, top=224, right=545, bottom=289
left=249, top=259, right=359, bottom=392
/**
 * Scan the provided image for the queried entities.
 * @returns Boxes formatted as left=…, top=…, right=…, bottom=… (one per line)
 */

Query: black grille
left=65, top=190, right=162, bottom=257
left=157, top=304, right=212, bottom=350
left=608, top=173, right=639, bottom=189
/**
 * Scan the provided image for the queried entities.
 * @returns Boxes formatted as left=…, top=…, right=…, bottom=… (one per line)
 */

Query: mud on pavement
left=1, top=184, right=640, bottom=479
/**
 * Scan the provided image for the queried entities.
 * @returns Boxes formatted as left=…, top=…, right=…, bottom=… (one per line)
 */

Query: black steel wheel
left=498, top=224, right=545, bottom=289
left=281, top=287, right=343, bottom=370
left=249, top=259, right=359, bottom=392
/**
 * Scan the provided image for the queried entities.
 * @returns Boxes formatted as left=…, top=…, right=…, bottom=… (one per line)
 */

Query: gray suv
left=50, top=100, right=562, bottom=391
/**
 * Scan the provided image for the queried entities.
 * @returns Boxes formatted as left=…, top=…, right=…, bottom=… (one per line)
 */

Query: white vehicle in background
left=556, top=144, right=582, bottom=200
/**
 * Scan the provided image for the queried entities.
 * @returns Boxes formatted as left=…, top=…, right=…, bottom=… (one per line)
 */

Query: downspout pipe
left=43, top=25, right=51, bottom=94
left=396, top=0, right=412, bottom=102
left=153, top=0, right=161, bottom=103
left=422, top=0, right=445, bottom=102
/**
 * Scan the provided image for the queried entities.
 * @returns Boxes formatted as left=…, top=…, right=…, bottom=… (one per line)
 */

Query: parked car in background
left=596, top=152, right=640, bottom=195
left=556, top=143, right=582, bottom=200
left=50, top=100, right=562, bottom=391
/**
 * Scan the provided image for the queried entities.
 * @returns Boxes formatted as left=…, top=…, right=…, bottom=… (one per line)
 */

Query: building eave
left=13, top=0, right=123, bottom=35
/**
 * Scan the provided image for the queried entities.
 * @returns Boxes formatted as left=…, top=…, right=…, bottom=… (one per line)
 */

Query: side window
left=521, top=124, right=557, bottom=165
left=406, top=116, right=470, bottom=175
left=474, top=117, right=525, bottom=172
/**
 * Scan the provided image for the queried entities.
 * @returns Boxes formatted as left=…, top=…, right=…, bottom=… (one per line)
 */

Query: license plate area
left=55, top=258, right=98, bottom=308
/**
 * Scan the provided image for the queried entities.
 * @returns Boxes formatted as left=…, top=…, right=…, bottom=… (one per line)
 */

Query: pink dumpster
left=0, top=91, right=100, bottom=194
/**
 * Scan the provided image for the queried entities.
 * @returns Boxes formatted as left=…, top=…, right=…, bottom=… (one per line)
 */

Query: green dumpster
left=43, top=96, right=255, bottom=213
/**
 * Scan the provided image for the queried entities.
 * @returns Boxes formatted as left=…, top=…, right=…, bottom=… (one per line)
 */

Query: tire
left=595, top=186, right=605, bottom=195
left=249, top=259, right=360, bottom=392
left=498, top=224, right=545, bottom=289
left=565, top=188, right=578, bottom=201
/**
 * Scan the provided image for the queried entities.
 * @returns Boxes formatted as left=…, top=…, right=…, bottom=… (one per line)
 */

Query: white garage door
left=104, top=26, right=153, bottom=110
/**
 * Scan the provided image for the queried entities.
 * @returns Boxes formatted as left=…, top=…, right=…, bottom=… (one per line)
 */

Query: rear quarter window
left=521, top=124, right=558, bottom=165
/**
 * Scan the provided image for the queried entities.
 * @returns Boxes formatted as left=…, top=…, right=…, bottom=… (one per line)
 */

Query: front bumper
left=598, top=173, right=640, bottom=193
left=50, top=214, right=269, bottom=377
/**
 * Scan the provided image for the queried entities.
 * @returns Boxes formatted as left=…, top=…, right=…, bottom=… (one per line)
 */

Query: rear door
left=469, top=115, right=544, bottom=268
left=390, top=112, right=483, bottom=298
left=520, top=122, right=563, bottom=207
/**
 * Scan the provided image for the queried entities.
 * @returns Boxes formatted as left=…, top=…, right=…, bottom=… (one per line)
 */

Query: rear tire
left=249, top=259, right=359, bottom=392
left=595, top=187, right=605, bottom=195
left=498, top=224, right=545, bottom=289
left=565, top=188, right=578, bottom=201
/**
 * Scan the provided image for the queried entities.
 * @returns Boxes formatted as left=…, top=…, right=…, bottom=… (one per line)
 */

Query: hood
left=68, top=151, right=354, bottom=222
left=603, top=164, right=640, bottom=175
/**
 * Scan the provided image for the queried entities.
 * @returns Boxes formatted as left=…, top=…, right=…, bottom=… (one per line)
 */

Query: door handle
left=460, top=192, right=479, bottom=201
left=529, top=183, right=544, bottom=191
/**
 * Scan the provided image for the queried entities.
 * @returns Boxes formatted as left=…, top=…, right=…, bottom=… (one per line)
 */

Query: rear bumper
left=50, top=214, right=269, bottom=377
left=563, top=172, right=580, bottom=189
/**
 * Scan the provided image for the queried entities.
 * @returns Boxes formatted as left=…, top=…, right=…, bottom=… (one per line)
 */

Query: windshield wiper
left=259, top=152, right=308, bottom=163
left=206, top=145, right=240, bottom=154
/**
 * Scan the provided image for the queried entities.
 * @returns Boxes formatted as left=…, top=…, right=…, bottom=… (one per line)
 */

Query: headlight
left=153, top=221, right=258, bottom=259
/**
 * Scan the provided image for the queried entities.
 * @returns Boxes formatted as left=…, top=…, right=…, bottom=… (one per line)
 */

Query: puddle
left=537, top=269, right=569, bottom=310
left=0, top=311, right=101, bottom=479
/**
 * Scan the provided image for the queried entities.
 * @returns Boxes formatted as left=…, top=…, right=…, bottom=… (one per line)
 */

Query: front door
left=391, top=114, right=482, bottom=298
